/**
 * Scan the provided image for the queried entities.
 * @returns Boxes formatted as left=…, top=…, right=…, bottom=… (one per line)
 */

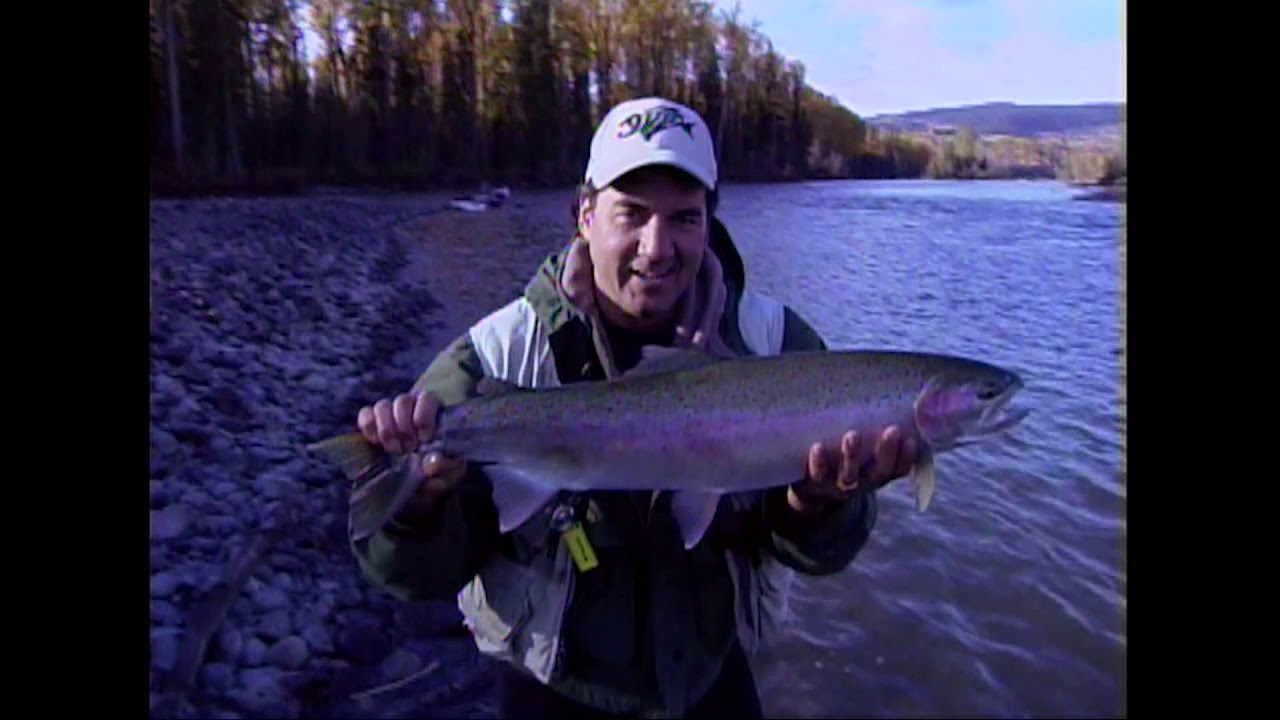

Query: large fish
left=308, top=347, right=1029, bottom=549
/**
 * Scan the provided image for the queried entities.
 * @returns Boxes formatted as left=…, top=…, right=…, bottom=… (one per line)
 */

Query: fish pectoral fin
left=669, top=489, right=724, bottom=550
left=624, top=345, right=722, bottom=379
left=910, top=450, right=938, bottom=512
left=485, top=465, right=562, bottom=533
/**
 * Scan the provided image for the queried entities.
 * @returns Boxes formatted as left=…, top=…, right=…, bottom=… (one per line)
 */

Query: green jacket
left=350, top=220, right=878, bottom=718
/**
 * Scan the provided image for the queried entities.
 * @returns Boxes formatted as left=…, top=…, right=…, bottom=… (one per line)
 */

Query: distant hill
left=866, top=102, right=1124, bottom=137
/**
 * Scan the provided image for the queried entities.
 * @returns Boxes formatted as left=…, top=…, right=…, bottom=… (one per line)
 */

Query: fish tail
left=306, top=431, right=381, bottom=481
left=307, top=431, right=445, bottom=541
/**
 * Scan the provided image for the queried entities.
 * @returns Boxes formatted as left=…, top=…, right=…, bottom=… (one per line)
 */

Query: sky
left=294, top=0, right=1125, bottom=119
left=714, top=0, right=1125, bottom=117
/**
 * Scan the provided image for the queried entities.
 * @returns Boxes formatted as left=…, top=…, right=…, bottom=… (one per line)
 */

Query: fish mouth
left=954, top=379, right=1028, bottom=446
left=977, top=380, right=1029, bottom=435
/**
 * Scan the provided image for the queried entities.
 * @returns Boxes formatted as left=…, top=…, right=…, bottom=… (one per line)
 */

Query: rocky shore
left=149, top=191, right=570, bottom=718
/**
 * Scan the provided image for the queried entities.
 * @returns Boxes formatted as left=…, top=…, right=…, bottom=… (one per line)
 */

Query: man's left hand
left=788, top=426, right=918, bottom=514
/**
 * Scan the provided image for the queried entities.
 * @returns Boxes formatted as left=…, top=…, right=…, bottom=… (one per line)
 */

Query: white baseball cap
left=584, top=97, right=718, bottom=191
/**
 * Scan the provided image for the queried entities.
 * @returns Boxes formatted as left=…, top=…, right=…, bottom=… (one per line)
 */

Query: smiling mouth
left=630, top=267, right=676, bottom=282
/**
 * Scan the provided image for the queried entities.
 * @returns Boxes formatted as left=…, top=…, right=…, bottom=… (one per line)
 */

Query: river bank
left=149, top=193, right=570, bottom=718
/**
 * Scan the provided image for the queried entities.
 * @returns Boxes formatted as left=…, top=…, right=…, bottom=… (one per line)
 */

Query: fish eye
left=977, top=382, right=1002, bottom=401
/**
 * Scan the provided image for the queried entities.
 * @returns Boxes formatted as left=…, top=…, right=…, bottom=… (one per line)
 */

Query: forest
left=148, top=0, right=1119, bottom=196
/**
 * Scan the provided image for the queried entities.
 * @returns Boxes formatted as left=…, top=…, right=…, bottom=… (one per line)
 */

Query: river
left=699, top=180, right=1125, bottom=718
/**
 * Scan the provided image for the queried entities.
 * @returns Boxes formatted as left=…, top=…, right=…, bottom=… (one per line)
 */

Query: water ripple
left=717, top=180, right=1123, bottom=717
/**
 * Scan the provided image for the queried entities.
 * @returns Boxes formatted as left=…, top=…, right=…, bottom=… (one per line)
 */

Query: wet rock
left=151, top=506, right=190, bottom=541
left=170, top=421, right=212, bottom=447
left=150, top=572, right=181, bottom=597
left=210, top=385, right=252, bottom=416
left=182, top=363, right=214, bottom=386
left=208, top=348, right=246, bottom=370
left=203, top=514, right=241, bottom=538
left=151, top=599, right=182, bottom=627
left=152, top=428, right=180, bottom=455
left=152, top=373, right=186, bottom=403
left=149, top=480, right=171, bottom=508
left=217, top=629, right=244, bottom=664
left=251, top=585, right=290, bottom=613
left=267, top=636, right=310, bottom=670
left=201, top=662, right=235, bottom=692
left=229, top=667, right=290, bottom=716
left=150, top=455, right=170, bottom=480
left=157, top=339, right=193, bottom=365
left=258, top=609, right=293, bottom=642
left=302, top=624, right=334, bottom=656
left=301, top=372, right=330, bottom=393
left=254, top=472, right=291, bottom=500
left=241, top=638, right=268, bottom=667
left=151, top=628, right=181, bottom=673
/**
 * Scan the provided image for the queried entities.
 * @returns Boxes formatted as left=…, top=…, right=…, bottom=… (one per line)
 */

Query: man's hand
left=356, top=390, right=468, bottom=521
left=787, top=426, right=918, bottom=514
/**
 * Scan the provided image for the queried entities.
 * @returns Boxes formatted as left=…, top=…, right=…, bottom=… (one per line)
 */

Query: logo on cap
left=616, top=106, right=696, bottom=142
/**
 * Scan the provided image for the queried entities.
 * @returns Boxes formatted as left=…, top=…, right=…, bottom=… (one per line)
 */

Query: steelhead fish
left=308, top=346, right=1029, bottom=549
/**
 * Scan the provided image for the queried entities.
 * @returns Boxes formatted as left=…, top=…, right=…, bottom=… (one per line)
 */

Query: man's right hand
left=356, top=390, right=468, bottom=520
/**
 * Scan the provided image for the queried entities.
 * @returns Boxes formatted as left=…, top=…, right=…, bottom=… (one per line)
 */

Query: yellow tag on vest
left=562, top=523, right=599, bottom=572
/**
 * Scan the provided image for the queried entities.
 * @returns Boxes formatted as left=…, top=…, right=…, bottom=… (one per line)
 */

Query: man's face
left=580, top=167, right=709, bottom=332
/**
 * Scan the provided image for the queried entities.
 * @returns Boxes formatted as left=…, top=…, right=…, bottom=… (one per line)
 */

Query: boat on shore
left=447, top=185, right=511, bottom=212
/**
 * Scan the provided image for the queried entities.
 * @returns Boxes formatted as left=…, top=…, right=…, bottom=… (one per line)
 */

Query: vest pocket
left=458, top=553, right=540, bottom=657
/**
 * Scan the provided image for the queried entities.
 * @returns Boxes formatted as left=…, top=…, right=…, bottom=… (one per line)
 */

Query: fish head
left=914, top=362, right=1029, bottom=451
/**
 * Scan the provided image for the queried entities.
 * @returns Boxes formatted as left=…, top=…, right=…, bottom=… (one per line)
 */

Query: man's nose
left=637, top=217, right=676, bottom=260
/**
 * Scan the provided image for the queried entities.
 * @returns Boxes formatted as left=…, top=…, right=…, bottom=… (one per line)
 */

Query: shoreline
left=148, top=173, right=1115, bottom=204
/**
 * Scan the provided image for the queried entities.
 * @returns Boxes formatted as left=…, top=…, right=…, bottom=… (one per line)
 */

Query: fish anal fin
left=669, top=489, right=723, bottom=550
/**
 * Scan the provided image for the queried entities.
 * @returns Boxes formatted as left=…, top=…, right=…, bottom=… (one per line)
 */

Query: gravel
left=148, top=194, right=526, bottom=719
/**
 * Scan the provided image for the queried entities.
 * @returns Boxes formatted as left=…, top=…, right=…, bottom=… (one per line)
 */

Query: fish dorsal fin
left=624, top=345, right=722, bottom=379
left=477, top=376, right=524, bottom=397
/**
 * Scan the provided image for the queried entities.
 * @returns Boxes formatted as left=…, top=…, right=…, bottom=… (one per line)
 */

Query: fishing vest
left=454, top=287, right=797, bottom=689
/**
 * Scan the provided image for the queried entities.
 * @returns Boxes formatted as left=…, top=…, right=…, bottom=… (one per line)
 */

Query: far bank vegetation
left=148, top=0, right=1124, bottom=196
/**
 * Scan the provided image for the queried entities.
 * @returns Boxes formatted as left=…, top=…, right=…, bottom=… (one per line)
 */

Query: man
left=349, top=97, right=918, bottom=719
